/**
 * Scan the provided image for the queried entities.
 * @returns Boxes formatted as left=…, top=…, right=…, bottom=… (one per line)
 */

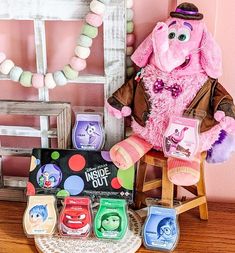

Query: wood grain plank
left=0, top=188, right=26, bottom=201
left=103, top=0, right=126, bottom=149
left=0, top=100, right=70, bottom=116
left=0, top=147, right=32, bottom=156
left=0, top=126, right=57, bottom=138
left=0, top=0, right=91, bottom=20
left=34, top=19, right=50, bottom=147
left=4, top=176, right=28, bottom=188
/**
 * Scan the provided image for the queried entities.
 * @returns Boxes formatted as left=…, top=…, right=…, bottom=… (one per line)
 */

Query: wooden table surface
left=0, top=201, right=235, bottom=253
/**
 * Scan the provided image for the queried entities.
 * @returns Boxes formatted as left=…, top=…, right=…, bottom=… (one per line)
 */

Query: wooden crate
left=0, top=100, right=71, bottom=201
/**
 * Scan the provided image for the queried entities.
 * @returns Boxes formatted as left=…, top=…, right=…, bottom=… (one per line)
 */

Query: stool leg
left=161, top=162, right=174, bottom=207
left=197, top=159, right=208, bottom=220
left=135, top=159, right=148, bottom=209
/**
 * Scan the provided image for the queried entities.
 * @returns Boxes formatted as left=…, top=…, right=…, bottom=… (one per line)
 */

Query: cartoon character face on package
left=99, top=212, right=121, bottom=232
left=23, top=195, right=57, bottom=237
left=61, top=208, right=90, bottom=236
left=59, top=197, right=92, bottom=237
left=37, top=164, right=62, bottom=189
left=29, top=204, right=48, bottom=228
left=157, top=217, right=177, bottom=242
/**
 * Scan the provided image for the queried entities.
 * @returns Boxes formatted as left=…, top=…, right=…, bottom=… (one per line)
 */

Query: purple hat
left=170, top=2, right=203, bottom=20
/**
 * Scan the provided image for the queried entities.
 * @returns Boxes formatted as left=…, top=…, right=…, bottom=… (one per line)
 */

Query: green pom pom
left=127, top=21, right=134, bottom=34
left=63, top=65, right=79, bottom=80
left=20, top=71, right=33, bottom=87
left=82, top=24, right=98, bottom=39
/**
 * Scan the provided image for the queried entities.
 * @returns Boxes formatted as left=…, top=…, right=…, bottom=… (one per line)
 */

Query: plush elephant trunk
left=170, top=127, right=188, bottom=143
left=152, top=22, right=188, bottom=72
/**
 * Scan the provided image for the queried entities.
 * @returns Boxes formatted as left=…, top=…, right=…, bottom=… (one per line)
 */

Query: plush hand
left=106, top=101, right=131, bottom=119
left=214, top=111, right=235, bottom=134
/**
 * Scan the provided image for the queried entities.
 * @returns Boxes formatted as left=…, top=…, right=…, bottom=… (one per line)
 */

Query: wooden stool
left=135, top=150, right=208, bottom=220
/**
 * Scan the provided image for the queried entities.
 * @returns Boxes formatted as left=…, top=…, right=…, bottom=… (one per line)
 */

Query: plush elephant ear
left=200, top=26, right=222, bottom=79
left=130, top=33, right=153, bottom=67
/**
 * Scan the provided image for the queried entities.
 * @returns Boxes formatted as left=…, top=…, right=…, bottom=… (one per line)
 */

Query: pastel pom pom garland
left=126, top=0, right=135, bottom=78
left=0, top=0, right=109, bottom=89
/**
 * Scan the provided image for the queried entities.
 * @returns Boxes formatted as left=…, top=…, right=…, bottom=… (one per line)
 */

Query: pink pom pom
left=121, top=106, right=132, bottom=117
left=214, top=110, right=225, bottom=122
left=126, top=34, right=135, bottom=46
left=85, top=12, right=103, bottom=27
left=32, top=73, right=44, bottom=88
left=69, top=56, right=87, bottom=71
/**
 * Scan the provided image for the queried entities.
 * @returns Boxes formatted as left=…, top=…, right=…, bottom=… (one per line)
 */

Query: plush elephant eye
left=177, top=29, right=191, bottom=42
left=168, top=32, right=176, bottom=39
left=168, top=28, right=177, bottom=40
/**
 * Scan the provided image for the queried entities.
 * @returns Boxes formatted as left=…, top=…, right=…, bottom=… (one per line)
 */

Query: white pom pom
left=0, top=59, right=15, bottom=75
left=45, top=73, right=56, bottom=89
left=75, top=46, right=91, bottom=59
left=126, top=0, right=134, bottom=9
left=90, top=0, right=106, bottom=15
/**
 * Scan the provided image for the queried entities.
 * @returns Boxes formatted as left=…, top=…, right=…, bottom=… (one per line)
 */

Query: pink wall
left=0, top=0, right=235, bottom=202
left=176, top=0, right=235, bottom=203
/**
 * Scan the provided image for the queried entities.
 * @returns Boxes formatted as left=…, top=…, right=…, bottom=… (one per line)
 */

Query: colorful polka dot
left=30, top=156, right=37, bottom=171
left=111, top=177, right=122, bottom=189
left=101, top=151, right=112, bottom=162
left=64, top=175, right=84, bottom=195
left=51, top=151, right=60, bottom=160
left=56, top=190, right=70, bottom=198
left=68, top=154, right=86, bottom=172
left=117, top=165, right=135, bottom=190
left=26, top=182, right=36, bottom=195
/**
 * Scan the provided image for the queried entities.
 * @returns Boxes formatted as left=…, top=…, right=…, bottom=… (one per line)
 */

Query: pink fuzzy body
left=128, top=16, right=229, bottom=152
left=131, top=64, right=216, bottom=150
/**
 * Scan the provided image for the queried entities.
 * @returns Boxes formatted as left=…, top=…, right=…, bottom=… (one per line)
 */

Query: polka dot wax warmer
left=23, top=195, right=57, bottom=237
left=94, top=198, right=128, bottom=240
left=58, top=196, right=92, bottom=238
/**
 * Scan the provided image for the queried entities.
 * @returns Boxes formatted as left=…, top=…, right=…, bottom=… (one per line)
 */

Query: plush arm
left=205, top=82, right=235, bottom=163
left=106, top=97, right=131, bottom=119
left=106, top=77, right=136, bottom=119
left=217, top=100, right=235, bottom=119
left=206, top=108, right=235, bottom=163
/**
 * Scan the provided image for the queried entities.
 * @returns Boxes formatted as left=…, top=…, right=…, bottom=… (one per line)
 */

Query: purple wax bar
left=72, top=114, right=105, bottom=151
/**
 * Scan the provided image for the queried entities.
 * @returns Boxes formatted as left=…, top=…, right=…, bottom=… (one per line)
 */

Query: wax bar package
left=143, top=206, right=179, bottom=251
left=23, top=195, right=57, bottom=237
left=94, top=198, right=128, bottom=240
left=163, top=115, right=200, bottom=160
left=58, top=196, right=92, bottom=238
left=72, top=113, right=105, bottom=151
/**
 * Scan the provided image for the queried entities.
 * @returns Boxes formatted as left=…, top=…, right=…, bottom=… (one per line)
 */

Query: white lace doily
left=35, top=209, right=142, bottom=253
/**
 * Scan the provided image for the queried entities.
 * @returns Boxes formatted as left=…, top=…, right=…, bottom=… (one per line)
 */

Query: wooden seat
left=135, top=150, right=208, bottom=220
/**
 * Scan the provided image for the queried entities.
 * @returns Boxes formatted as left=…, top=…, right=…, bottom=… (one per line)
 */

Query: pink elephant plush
left=107, top=2, right=235, bottom=186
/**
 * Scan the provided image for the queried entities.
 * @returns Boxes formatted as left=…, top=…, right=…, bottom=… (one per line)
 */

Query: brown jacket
left=108, top=77, right=235, bottom=133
